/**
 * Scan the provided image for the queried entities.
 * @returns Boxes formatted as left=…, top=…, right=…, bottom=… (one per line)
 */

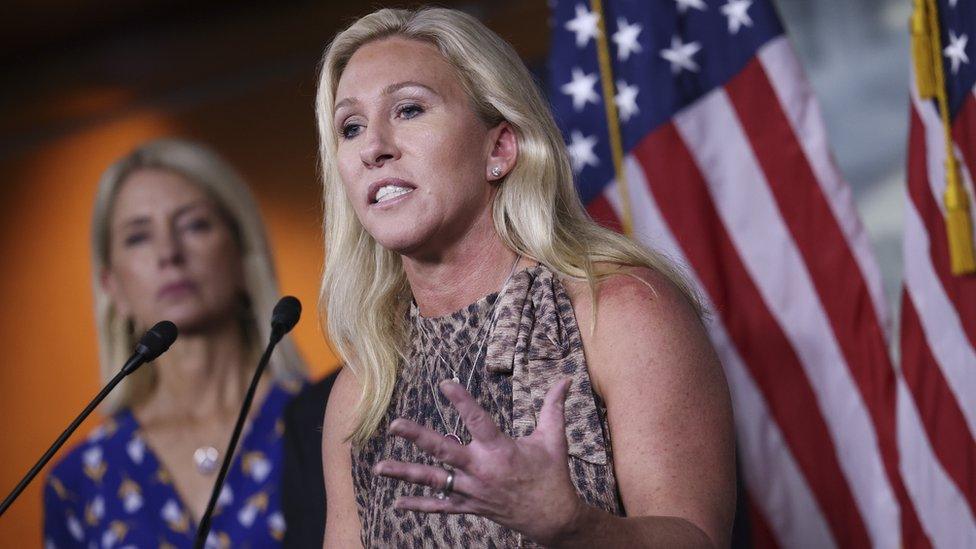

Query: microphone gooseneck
left=195, top=296, right=302, bottom=548
left=0, top=321, right=178, bottom=517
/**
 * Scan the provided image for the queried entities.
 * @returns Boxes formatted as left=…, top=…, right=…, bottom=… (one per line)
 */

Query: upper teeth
left=375, top=185, right=412, bottom=203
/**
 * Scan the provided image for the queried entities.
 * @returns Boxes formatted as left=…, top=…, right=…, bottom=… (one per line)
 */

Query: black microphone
left=270, top=295, right=301, bottom=337
left=124, top=320, right=179, bottom=374
left=195, top=297, right=301, bottom=548
left=0, top=321, right=178, bottom=517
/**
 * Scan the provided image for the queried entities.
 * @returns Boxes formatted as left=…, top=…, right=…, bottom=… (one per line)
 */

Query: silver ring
left=436, top=471, right=455, bottom=500
left=444, top=471, right=455, bottom=493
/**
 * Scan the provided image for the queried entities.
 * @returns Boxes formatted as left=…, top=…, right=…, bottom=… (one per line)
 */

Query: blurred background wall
left=0, top=0, right=908, bottom=544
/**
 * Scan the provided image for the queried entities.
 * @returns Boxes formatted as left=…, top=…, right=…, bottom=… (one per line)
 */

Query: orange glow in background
left=0, top=83, right=340, bottom=544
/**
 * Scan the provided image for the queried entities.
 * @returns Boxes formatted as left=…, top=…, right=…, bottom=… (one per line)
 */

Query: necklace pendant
left=451, top=375, right=460, bottom=384
left=194, top=446, right=220, bottom=475
left=445, top=433, right=463, bottom=446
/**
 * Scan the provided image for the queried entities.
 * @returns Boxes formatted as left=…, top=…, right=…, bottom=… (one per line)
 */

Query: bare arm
left=560, top=267, right=736, bottom=547
left=321, top=368, right=365, bottom=549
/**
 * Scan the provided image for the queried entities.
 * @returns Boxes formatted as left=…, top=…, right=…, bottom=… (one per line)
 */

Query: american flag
left=903, top=0, right=976, bottom=547
left=547, top=0, right=917, bottom=546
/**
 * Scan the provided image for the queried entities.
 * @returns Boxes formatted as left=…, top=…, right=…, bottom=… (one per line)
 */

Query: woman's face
left=333, top=37, right=506, bottom=257
left=103, top=169, right=245, bottom=334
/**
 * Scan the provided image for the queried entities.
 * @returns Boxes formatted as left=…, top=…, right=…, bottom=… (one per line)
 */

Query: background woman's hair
left=316, top=7, right=701, bottom=444
left=90, top=138, right=306, bottom=412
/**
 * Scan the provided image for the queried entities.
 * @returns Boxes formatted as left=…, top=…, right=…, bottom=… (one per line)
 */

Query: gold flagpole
left=591, top=0, right=634, bottom=236
left=913, top=0, right=976, bottom=274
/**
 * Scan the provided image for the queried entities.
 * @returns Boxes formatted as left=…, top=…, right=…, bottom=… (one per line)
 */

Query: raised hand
left=373, top=377, right=585, bottom=546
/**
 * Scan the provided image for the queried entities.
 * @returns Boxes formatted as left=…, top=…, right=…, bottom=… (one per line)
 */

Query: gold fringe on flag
left=944, top=161, right=976, bottom=273
left=591, top=0, right=634, bottom=236
left=914, top=0, right=976, bottom=274
left=911, top=0, right=936, bottom=98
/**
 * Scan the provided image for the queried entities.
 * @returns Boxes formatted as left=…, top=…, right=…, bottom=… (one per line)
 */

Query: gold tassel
left=911, top=0, right=936, bottom=98
left=944, top=158, right=976, bottom=274
left=921, top=0, right=976, bottom=275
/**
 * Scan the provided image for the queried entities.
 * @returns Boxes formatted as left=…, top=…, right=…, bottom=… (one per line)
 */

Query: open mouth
left=373, top=184, right=414, bottom=204
left=369, top=178, right=417, bottom=205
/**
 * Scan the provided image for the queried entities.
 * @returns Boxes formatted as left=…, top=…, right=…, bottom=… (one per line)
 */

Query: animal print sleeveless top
left=351, top=264, right=623, bottom=547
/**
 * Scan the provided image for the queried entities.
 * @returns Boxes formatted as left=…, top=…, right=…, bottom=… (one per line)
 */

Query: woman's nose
left=360, top=121, right=400, bottom=167
left=155, top=230, right=184, bottom=268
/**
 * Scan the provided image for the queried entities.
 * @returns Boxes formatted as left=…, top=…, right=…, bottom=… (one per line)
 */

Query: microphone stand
left=193, top=327, right=287, bottom=548
left=0, top=369, right=129, bottom=517
left=0, top=321, right=177, bottom=517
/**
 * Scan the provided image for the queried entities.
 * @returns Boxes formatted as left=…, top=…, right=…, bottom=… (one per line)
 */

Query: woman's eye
left=397, top=104, right=424, bottom=119
left=181, top=218, right=213, bottom=233
left=123, top=232, right=148, bottom=246
left=341, top=123, right=363, bottom=139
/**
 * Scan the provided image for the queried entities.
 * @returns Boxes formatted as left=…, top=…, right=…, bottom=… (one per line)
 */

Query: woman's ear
left=486, top=121, right=519, bottom=181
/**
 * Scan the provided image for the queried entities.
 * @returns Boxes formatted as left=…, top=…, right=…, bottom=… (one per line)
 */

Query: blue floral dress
left=43, top=382, right=301, bottom=548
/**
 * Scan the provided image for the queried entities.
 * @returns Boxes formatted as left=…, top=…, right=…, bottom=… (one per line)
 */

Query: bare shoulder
left=322, top=366, right=365, bottom=548
left=561, top=264, right=712, bottom=396
left=322, top=367, right=362, bottom=473
left=329, top=367, right=361, bottom=406
left=323, top=367, right=361, bottom=442
left=564, top=263, right=699, bottom=322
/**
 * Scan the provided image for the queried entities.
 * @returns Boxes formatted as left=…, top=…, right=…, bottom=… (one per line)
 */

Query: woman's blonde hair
left=316, top=8, right=700, bottom=443
left=91, top=138, right=306, bottom=413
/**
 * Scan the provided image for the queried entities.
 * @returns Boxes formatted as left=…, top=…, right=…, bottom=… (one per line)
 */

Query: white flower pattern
left=125, top=436, right=145, bottom=464
left=44, top=384, right=296, bottom=546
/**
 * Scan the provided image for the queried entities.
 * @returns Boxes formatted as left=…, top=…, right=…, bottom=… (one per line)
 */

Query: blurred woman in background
left=43, top=139, right=306, bottom=547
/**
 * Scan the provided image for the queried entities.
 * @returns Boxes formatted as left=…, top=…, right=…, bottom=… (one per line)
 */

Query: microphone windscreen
left=271, top=296, right=302, bottom=334
left=139, top=320, right=178, bottom=361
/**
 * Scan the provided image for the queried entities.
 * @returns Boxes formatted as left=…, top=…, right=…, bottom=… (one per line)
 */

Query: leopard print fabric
left=351, top=264, right=623, bottom=548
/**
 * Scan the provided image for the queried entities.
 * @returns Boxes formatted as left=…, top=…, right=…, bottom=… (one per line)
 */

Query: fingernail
left=439, top=380, right=456, bottom=394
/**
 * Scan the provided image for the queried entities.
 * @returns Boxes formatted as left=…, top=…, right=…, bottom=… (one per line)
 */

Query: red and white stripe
left=900, top=69, right=976, bottom=547
left=590, top=37, right=923, bottom=547
left=608, top=158, right=836, bottom=548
